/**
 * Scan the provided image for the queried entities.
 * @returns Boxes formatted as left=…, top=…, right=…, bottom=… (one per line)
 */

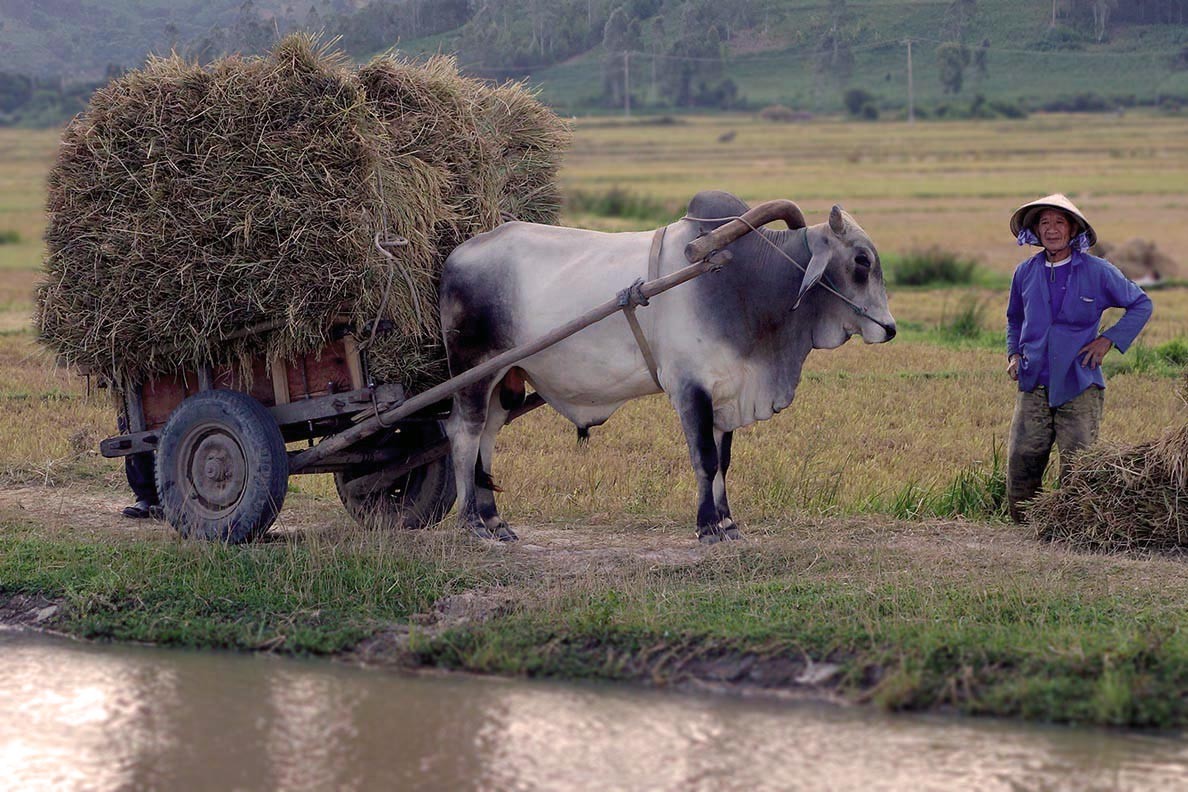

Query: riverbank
left=3, top=484, right=1187, bottom=729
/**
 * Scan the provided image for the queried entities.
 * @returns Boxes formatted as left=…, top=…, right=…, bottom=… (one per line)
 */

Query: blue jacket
left=1006, top=250, right=1152, bottom=407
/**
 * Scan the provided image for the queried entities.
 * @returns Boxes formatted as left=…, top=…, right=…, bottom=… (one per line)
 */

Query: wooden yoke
left=683, top=199, right=806, bottom=264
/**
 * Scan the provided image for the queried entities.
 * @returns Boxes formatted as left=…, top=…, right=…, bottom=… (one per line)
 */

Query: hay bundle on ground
left=37, top=35, right=569, bottom=393
left=1029, top=422, right=1188, bottom=551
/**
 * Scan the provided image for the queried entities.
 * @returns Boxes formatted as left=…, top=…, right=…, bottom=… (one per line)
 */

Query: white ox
left=439, top=190, right=896, bottom=543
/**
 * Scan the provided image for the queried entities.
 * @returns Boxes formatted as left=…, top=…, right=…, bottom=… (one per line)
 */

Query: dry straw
left=1029, top=376, right=1188, bottom=551
left=37, top=34, right=570, bottom=393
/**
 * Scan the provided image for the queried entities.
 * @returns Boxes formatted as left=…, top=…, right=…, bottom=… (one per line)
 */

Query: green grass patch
left=410, top=558, right=1188, bottom=727
left=0, top=521, right=476, bottom=653
left=886, top=247, right=983, bottom=287
left=894, top=297, right=1007, bottom=351
left=564, top=187, right=684, bottom=225
left=0, top=230, right=20, bottom=245
left=869, top=442, right=1007, bottom=521
left=1103, top=338, right=1188, bottom=378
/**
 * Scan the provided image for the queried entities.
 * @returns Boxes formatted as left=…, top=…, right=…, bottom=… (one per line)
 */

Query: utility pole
left=905, top=39, right=915, bottom=124
left=624, top=51, right=631, bottom=118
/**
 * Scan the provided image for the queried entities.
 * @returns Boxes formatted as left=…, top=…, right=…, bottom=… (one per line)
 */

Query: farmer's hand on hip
left=1006, top=354, right=1020, bottom=381
left=1079, top=336, right=1113, bottom=369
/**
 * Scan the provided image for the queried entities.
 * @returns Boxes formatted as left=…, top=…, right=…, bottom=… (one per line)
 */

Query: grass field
left=4, top=113, right=1188, bottom=726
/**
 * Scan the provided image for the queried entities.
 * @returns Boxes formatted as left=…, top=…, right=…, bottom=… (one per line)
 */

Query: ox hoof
left=697, top=521, right=744, bottom=545
left=471, top=520, right=519, bottom=542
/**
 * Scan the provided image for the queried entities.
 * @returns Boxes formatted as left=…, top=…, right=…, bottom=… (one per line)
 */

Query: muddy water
left=2, top=629, right=1187, bottom=792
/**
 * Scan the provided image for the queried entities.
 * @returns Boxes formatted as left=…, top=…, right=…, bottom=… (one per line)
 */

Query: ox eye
left=855, top=253, right=872, bottom=269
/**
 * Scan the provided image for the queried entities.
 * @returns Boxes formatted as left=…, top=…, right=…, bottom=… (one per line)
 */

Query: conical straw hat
left=1009, top=193, right=1096, bottom=247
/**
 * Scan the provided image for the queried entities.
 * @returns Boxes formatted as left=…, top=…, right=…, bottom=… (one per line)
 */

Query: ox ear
left=829, top=205, right=846, bottom=235
left=794, top=248, right=830, bottom=309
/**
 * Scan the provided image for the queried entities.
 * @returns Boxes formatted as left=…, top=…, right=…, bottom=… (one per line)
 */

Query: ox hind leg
left=713, top=429, right=741, bottom=540
left=675, top=384, right=743, bottom=544
left=447, top=375, right=516, bottom=542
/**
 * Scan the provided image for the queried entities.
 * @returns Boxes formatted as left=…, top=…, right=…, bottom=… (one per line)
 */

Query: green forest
left=1, top=0, right=1186, bottom=125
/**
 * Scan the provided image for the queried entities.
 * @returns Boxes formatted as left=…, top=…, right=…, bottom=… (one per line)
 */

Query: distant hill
left=524, top=0, right=1188, bottom=115
left=1, top=0, right=1185, bottom=123
left=0, top=0, right=316, bottom=78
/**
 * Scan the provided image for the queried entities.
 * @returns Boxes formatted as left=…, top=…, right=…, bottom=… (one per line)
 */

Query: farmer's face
left=1036, top=209, right=1073, bottom=258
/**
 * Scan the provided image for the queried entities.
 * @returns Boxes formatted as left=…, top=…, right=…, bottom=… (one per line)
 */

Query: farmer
left=121, top=452, right=161, bottom=519
left=1004, top=193, right=1152, bottom=523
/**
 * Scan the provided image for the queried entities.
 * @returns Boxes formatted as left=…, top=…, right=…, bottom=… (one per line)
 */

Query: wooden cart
left=98, top=202, right=791, bottom=542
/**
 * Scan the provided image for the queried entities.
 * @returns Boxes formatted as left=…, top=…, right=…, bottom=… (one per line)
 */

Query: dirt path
left=0, top=483, right=711, bottom=567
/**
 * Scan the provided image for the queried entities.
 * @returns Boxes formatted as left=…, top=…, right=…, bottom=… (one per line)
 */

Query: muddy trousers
left=125, top=452, right=158, bottom=505
left=1006, top=385, right=1103, bottom=523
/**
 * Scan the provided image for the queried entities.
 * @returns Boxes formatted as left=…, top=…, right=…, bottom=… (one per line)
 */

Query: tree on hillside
left=942, top=0, right=977, bottom=40
left=1112, top=0, right=1185, bottom=24
left=231, top=0, right=274, bottom=54
left=815, top=0, right=854, bottom=77
left=602, top=6, right=641, bottom=108
left=1087, top=0, right=1119, bottom=41
left=936, top=41, right=971, bottom=94
left=658, top=1, right=728, bottom=107
left=973, top=37, right=990, bottom=80
left=648, top=15, right=665, bottom=102
left=304, top=4, right=322, bottom=31
left=0, top=73, right=33, bottom=115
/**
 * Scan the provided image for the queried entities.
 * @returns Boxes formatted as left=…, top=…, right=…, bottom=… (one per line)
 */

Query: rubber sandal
left=122, top=500, right=153, bottom=519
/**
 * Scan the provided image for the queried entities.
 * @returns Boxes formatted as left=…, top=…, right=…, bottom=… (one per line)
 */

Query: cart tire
left=156, top=389, right=289, bottom=543
left=334, top=422, right=456, bottom=530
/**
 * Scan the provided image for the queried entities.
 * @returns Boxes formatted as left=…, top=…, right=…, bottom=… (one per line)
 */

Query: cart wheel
left=156, top=389, right=289, bottom=543
left=334, top=422, right=456, bottom=530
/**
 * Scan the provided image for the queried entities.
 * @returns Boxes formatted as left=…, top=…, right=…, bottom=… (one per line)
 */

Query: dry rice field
left=2, top=113, right=1187, bottom=526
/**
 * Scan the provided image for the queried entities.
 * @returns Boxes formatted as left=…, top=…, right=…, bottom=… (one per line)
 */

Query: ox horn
left=683, top=199, right=807, bottom=264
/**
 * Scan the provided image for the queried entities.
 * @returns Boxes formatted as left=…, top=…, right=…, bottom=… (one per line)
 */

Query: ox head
left=798, top=206, right=896, bottom=349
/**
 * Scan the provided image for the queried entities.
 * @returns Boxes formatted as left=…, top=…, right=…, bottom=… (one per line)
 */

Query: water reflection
left=2, top=628, right=1186, bottom=791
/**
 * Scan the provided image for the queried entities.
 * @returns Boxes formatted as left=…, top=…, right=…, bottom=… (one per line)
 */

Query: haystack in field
left=1029, top=391, right=1188, bottom=551
left=36, top=35, right=569, bottom=393
left=1092, top=238, right=1178, bottom=287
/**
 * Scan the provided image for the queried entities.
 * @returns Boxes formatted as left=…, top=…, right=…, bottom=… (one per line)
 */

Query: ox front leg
left=676, top=384, right=742, bottom=544
left=447, top=381, right=516, bottom=542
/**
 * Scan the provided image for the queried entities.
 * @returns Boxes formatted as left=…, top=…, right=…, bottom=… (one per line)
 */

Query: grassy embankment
left=3, top=114, right=1188, bottom=726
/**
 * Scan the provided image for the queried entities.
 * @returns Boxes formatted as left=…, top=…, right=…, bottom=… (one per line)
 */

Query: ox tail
left=475, top=469, right=504, bottom=493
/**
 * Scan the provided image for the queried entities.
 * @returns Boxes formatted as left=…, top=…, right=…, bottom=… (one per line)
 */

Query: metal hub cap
left=185, top=428, right=247, bottom=513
